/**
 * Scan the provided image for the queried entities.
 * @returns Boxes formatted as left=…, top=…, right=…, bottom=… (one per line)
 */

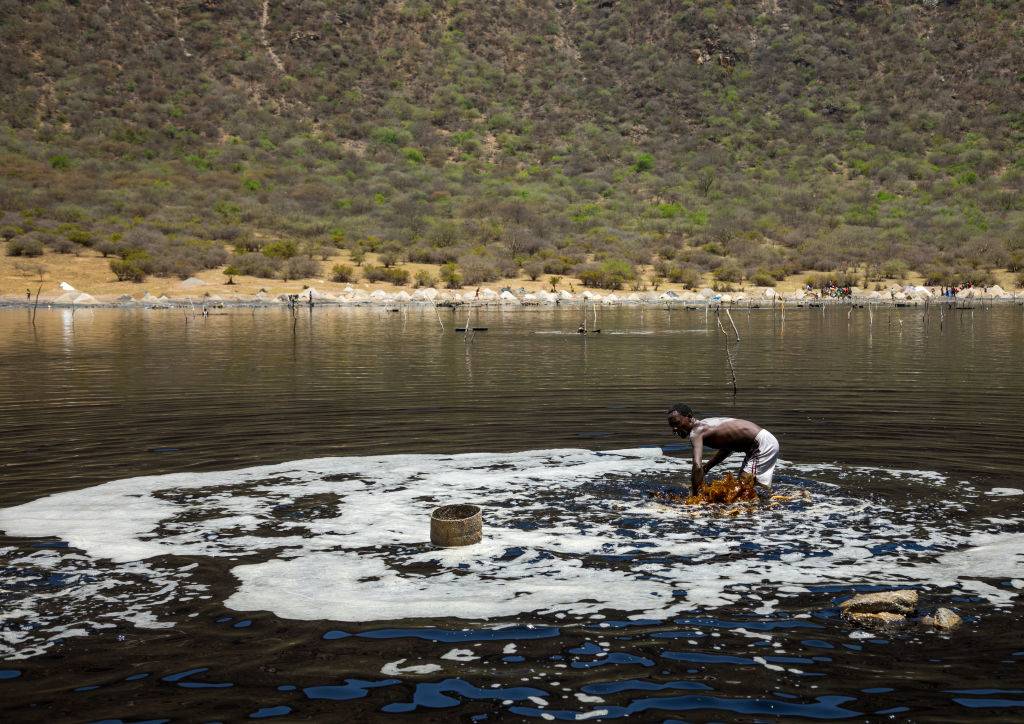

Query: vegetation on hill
left=1, top=0, right=1022, bottom=288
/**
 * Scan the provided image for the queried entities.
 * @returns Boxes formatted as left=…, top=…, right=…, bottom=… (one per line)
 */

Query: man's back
left=691, top=417, right=762, bottom=454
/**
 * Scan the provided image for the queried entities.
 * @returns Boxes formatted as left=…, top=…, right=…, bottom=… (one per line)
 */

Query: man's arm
left=689, top=426, right=706, bottom=495
left=703, top=448, right=730, bottom=473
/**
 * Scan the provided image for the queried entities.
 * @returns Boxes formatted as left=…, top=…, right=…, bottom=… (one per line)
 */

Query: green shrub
left=110, top=258, right=146, bottom=282
left=95, top=239, right=123, bottom=257
left=331, top=264, right=355, bottom=283
left=370, top=126, right=411, bottom=146
left=49, top=154, right=71, bottom=170
left=459, top=255, right=500, bottom=285
left=402, top=147, right=425, bottom=163
left=576, top=259, right=635, bottom=289
left=6, top=235, right=44, bottom=257
left=922, top=265, right=954, bottom=286
left=543, top=257, right=572, bottom=275
left=749, top=269, right=777, bottom=287
left=378, top=247, right=402, bottom=267
left=806, top=270, right=860, bottom=289
left=548, top=275, right=562, bottom=291
left=413, top=269, right=435, bottom=287
left=1016, top=271, right=1024, bottom=289
left=46, top=236, right=83, bottom=255
left=262, top=239, right=299, bottom=260
left=229, top=252, right=281, bottom=278
left=961, top=268, right=996, bottom=286
left=280, top=255, right=321, bottom=281
left=363, top=264, right=410, bottom=285
left=880, top=259, right=909, bottom=279
left=633, top=153, right=654, bottom=173
left=713, top=261, right=744, bottom=283
left=440, top=262, right=462, bottom=289
left=664, top=264, right=702, bottom=288
left=63, top=227, right=94, bottom=246
left=1006, top=251, right=1024, bottom=273
left=232, top=235, right=263, bottom=253
left=523, top=260, right=544, bottom=280
left=1, top=226, right=24, bottom=240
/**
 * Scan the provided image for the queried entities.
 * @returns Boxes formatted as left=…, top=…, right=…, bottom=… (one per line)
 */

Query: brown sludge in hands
left=652, top=472, right=809, bottom=509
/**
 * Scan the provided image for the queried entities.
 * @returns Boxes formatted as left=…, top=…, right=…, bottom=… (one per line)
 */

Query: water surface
left=1, top=305, right=1022, bottom=721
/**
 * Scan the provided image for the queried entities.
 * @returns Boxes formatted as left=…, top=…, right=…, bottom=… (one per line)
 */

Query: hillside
left=1, top=0, right=1022, bottom=292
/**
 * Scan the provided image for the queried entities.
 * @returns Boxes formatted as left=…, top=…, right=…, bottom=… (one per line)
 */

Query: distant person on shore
left=667, top=404, right=780, bottom=495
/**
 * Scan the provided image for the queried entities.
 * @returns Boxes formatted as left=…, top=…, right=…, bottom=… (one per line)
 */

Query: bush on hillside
left=523, top=260, right=545, bottom=281
left=280, top=255, right=321, bottom=281
left=7, top=235, right=45, bottom=257
left=440, top=262, right=462, bottom=289
left=576, top=259, right=635, bottom=290
left=805, top=270, right=860, bottom=289
left=458, top=255, right=501, bottom=285
left=229, top=252, right=282, bottom=278
left=749, top=269, right=777, bottom=287
left=330, top=264, right=355, bottom=283
left=414, top=269, right=435, bottom=287
left=362, top=264, right=409, bottom=285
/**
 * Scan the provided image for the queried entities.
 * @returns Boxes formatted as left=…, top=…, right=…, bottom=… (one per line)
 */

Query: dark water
left=1, top=305, right=1023, bottom=722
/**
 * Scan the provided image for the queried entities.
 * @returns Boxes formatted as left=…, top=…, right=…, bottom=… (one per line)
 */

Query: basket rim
left=430, top=503, right=481, bottom=521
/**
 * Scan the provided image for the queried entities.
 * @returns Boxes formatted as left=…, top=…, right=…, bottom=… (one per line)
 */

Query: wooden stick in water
left=432, top=301, right=445, bottom=332
left=724, top=307, right=740, bottom=342
left=715, top=308, right=739, bottom=395
left=30, top=282, right=42, bottom=327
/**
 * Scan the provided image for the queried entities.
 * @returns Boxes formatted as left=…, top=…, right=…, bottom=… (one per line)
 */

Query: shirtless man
left=667, top=403, right=780, bottom=494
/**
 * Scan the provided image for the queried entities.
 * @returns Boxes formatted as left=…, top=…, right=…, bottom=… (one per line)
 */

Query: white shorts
left=741, top=429, right=779, bottom=489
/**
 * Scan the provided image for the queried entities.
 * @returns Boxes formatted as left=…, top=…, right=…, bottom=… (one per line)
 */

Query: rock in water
left=840, top=590, right=918, bottom=615
left=847, top=611, right=906, bottom=625
left=922, top=607, right=962, bottom=631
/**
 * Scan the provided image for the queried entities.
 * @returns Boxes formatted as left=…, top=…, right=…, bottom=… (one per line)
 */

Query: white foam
left=0, top=448, right=1022, bottom=659
left=380, top=659, right=442, bottom=675
left=987, top=488, right=1023, bottom=497
left=440, top=648, right=479, bottom=662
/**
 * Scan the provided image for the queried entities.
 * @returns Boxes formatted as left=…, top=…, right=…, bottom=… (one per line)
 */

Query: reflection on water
left=0, top=306, right=1023, bottom=720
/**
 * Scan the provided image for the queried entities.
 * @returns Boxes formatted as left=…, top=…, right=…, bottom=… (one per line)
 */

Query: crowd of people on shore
left=939, top=282, right=975, bottom=298
left=806, top=282, right=853, bottom=298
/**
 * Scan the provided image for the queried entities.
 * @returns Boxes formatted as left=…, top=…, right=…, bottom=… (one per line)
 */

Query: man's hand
left=690, top=460, right=706, bottom=495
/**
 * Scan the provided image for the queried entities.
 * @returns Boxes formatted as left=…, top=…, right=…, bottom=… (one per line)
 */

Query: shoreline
left=2, top=285, right=1021, bottom=311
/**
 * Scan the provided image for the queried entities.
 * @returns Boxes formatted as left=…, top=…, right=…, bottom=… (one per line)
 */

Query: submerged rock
left=840, top=589, right=918, bottom=615
left=921, top=607, right=962, bottom=630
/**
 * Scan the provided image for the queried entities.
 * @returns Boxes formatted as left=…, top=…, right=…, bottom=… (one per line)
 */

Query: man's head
left=667, top=403, right=697, bottom=437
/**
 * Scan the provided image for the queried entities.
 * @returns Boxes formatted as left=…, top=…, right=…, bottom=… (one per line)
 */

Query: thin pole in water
left=715, top=307, right=739, bottom=396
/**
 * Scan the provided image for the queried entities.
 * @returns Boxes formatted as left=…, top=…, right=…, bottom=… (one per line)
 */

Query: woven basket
left=430, top=504, right=482, bottom=547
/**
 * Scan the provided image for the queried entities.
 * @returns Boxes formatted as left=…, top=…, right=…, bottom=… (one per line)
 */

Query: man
left=667, top=404, right=780, bottom=495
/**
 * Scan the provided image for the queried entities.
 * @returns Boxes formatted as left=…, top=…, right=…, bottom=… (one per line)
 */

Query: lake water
left=1, top=304, right=1022, bottom=721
